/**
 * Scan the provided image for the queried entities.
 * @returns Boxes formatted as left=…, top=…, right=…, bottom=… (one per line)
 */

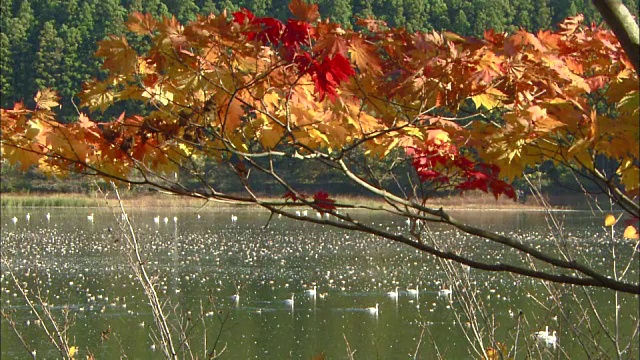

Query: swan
left=87, top=213, right=94, bottom=223
left=534, top=326, right=557, bottom=348
left=284, top=293, right=295, bottom=307
left=386, top=287, right=399, bottom=299
left=407, top=285, right=419, bottom=296
left=25, top=213, right=30, bottom=222
left=153, top=216, right=160, bottom=224
left=231, top=215, right=238, bottom=222
left=305, top=286, right=317, bottom=297
left=11, top=216, right=17, bottom=225
left=366, top=303, right=379, bottom=315
left=45, top=213, right=51, bottom=222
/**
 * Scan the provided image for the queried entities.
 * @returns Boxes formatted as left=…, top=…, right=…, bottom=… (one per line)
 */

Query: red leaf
left=232, top=8, right=255, bottom=24
left=309, top=53, right=355, bottom=101
left=282, top=19, right=313, bottom=49
left=284, top=190, right=304, bottom=202
left=313, top=191, right=336, bottom=212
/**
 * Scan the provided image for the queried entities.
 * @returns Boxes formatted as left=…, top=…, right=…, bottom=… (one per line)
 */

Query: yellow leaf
left=623, top=225, right=639, bottom=240
left=604, top=214, right=616, bottom=226
left=69, top=345, right=78, bottom=358
left=25, top=119, right=44, bottom=140
left=471, top=88, right=505, bottom=110
left=34, top=89, right=60, bottom=110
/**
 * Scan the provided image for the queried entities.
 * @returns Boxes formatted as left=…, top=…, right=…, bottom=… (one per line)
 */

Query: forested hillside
left=2, top=0, right=637, bottom=121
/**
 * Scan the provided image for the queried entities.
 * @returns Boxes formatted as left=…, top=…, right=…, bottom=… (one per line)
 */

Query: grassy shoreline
left=1, top=191, right=550, bottom=210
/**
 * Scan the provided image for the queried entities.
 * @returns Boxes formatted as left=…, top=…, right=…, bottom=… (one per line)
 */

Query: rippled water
left=1, top=208, right=638, bottom=359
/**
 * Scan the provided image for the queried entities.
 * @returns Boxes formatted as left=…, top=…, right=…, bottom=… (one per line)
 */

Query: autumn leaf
left=348, top=36, right=382, bottom=74
left=126, top=12, right=158, bottom=35
left=604, top=214, right=616, bottom=226
left=288, top=0, right=320, bottom=23
left=313, top=191, right=336, bottom=213
left=95, top=36, right=138, bottom=75
left=34, top=89, right=60, bottom=110
left=623, top=225, right=639, bottom=240
left=68, top=345, right=78, bottom=358
left=284, top=191, right=305, bottom=202
left=471, top=88, right=505, bottom=110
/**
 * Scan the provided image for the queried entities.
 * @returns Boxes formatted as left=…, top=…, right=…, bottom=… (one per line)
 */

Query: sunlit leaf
left=623, top=225, right=639, bottom=240
left=604, top=214, right=616, bottom=226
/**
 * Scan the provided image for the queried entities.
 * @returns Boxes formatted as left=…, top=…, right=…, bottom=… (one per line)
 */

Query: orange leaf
left=604, top=214, right=616, bottom=226
left=623, top=225, right=639, bottom=240
left=288, top=0, right=320, bottom=23
left=348, top=36, right=382, bottom=74
left=126, top=12, right=157, bottom=35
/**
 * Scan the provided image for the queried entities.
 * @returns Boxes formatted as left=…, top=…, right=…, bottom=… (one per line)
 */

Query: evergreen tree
left=428, top=0, right=450, bottom=31
left=353, top=0, right=374, bottom=19
left=453, top=9, right=471, bottom=35
left=6, top=0, right=37, bottom=106
left=167, top=0, right=200, bottom=22
left=0, top=33, right=13, bottom=107
left=317, top=0, right=353, bottom=26
left=533, top=0, right=553, bottom=30
left=92, top=0, right=127, bottom=38
left=403, top=0, right=430, bottom=32
left=511, top=0, right=534, bottom=31
left=34, top=21, right=66, bottom=92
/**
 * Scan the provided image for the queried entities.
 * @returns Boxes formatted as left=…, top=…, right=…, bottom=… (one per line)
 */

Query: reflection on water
left=1, top=208, right=638, bottom=359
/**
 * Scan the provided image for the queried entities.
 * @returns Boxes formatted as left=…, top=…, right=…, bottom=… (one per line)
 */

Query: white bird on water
left=386, top=287, right=399, bottom=299
left=407, top=285, right=419, bottom=296
left=305, top=286, right=317, bottom=297
left=11, top=216, right=18, bottom=225
left=153, top=216, right=160, bottom=225
left=438, top=287, right=452, bottom=297
left=25, top=213, right=31, bottom=222
left=366, top=303, right=379, bottom=315
left=45, top=213, right=51, bottom=222
left=87, top=213, right=94, bottom=223
left=231, top=214, right=238, bottom=222
left=284, top=293, right=295, bottom=307
left=534, top=326, right=557, bottom=348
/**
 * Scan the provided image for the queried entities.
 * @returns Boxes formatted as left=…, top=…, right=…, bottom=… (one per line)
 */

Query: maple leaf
left=232, top=8, right=255, bottom=24
left=282, top=20, right=313, bottom=49
left=288, top=0, right=320, bottom=23
left=348, top=36, right=382, bottom=74
left=34, top=89, right=60, bottom=110
left=95, top=36, right=138, bottom=75
left=126, top=12, right=157, bottom=35
left=309, top=53, right=355, bottom=101
left=313, top=22, right=348, bottom=58
left=313, top=191, right=336, bottom=213
left=284, top=190, right=305, bottom=202
left=471, top=88, right=505, bottom=110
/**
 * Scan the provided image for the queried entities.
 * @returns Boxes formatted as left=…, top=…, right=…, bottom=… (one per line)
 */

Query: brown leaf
left=288, top=0, right=320, bottom=23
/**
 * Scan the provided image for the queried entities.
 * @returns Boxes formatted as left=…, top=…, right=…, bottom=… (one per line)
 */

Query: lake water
left=1, top=207, right=638, bottom=359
